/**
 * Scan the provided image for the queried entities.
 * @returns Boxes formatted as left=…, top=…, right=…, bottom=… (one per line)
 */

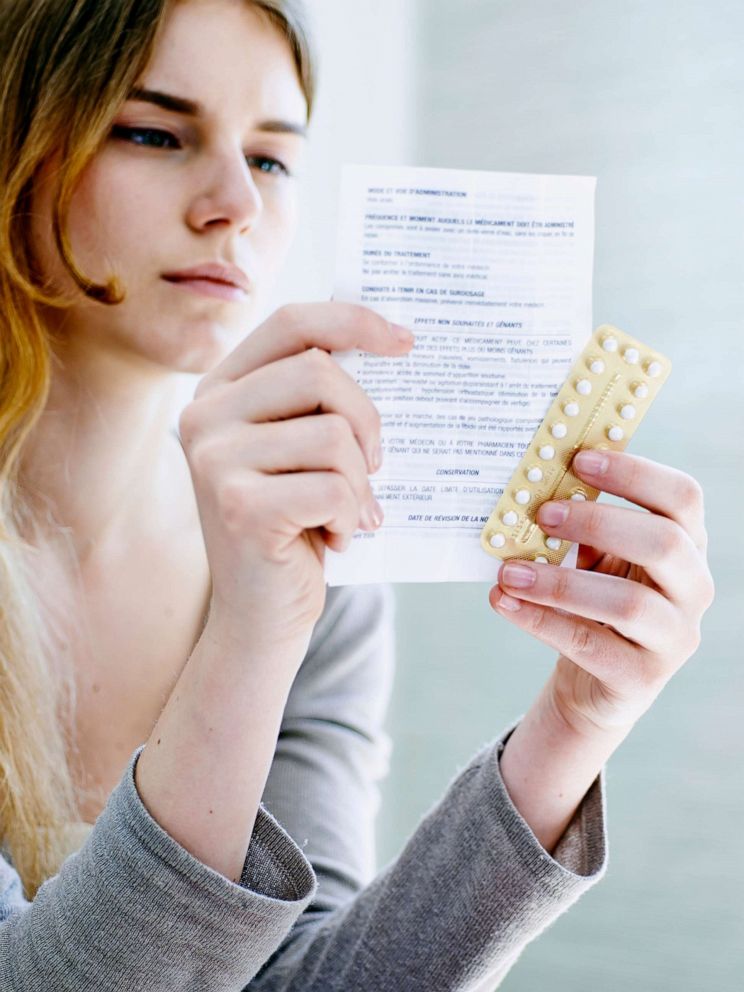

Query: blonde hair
left=0, top=0, right=317, bottom=900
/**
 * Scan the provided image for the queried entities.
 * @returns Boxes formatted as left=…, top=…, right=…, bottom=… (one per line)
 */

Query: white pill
left=646, top=360, right=662, bottom=378
left=546, top=537, right=562, bottom=551
left=589, top=358, right=605, bottom=374
left=576, top=379, right=592, bottom=395
left=602, top=336, right=619, bottom=352
left=607, top=425, right=625, bottom=441
left=534, top=555, right=548, bottom=564
left=571, top=492, right=587, bottom=501
left=623, top=347, right=640, bottom=364
left=489, top=532, right=506, bottom=548
left=633, top=382, right=649, bottom=399
left=502, top=510, right=519, bottom=526
left=527, top=466, right=543, bottom=483
left=620, top=404, right=636, bottom=420
left=563, top=401, right=580, bottom=417
left=538, top=445, right=555, bottom=460
left=551, top=422, right=568, bottom=439
left=515, top=489, right=531, bottom=505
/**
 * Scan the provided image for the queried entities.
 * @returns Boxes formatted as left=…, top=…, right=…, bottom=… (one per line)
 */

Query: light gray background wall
left=375, top=2, right=742, bottom=991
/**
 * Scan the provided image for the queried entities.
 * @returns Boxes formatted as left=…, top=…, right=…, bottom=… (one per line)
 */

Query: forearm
left=499, top=668, right=630, bottom=858
left=134, top=618, right=309, bottom=883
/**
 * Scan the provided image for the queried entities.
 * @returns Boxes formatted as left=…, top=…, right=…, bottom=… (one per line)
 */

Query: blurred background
left=267, top=1, right=744, bottom=988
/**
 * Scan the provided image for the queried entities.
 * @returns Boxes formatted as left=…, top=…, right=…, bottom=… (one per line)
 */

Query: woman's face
left=30, top=0, right=308, bottom=374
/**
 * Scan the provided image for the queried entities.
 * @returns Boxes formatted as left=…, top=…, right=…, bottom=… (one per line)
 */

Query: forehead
left=141, top=0, right=306, bottom=122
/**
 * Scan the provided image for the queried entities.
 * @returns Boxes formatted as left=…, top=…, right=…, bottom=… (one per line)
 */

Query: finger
left=496, top=559, right=675, bottom=653
left=199, top=301, right=415, bottom=388
left=199, top=416, right=380, bottom=531
left=230, top=469, right=361, bottom=548
left=536, top=499, right=700, bottom=604
left=488, top=588, right=659, bottom=695
left=191, top=347, right=383, bottom=474
left=571, top=449, right=708, bottom=551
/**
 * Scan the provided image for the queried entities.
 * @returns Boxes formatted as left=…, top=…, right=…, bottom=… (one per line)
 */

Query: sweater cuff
left=119, top=744, right=317, bottom=907
left=490, top=717, right=609, bottom=881
left=59, top=743, right=319, bottom=984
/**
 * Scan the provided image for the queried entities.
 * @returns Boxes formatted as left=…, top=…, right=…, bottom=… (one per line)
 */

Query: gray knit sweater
left=0, top=583, right=608, bottom=990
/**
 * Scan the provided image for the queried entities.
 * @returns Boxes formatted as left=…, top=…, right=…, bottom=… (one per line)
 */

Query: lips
left=162, top=261, right=251, bottom=293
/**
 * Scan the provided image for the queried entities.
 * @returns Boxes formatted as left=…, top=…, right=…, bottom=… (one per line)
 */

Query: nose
left=186, top=148, right=263, bottom=233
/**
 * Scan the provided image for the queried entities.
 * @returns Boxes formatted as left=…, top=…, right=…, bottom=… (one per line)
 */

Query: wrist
left=499, top=675, right=629, bottom=856
left=202, top=604, right=315, bottom=667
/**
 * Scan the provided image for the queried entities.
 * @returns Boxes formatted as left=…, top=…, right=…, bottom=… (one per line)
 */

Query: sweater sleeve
left=248, top=582, right=610, bottom=992
left=0, top=744, right=317, bottom=991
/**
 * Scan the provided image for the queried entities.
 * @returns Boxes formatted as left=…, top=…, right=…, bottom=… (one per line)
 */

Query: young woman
left=0, top=0, right=714, bottom=988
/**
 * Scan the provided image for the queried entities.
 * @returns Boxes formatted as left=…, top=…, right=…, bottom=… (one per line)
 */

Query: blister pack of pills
left=480, top=324, right=671, bottom=565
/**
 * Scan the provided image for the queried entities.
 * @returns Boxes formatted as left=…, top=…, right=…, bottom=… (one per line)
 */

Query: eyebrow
left=126, top=86, right=308, bottom=137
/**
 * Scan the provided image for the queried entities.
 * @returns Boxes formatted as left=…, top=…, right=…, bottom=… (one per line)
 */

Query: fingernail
left=372, top=496, right=384, bottom=526
left=367, top=441, right=383, bottom=474
left=494, top=591, right=522, bottom=612
left=538, top=502, right=569, bottom=527
left=575, top=450, right=609, bottom=476
left=362, top=496, right=384, bottom=530
left=392, top=323, right=415, bottom=344
left=501, top=562, right=536, bottom=588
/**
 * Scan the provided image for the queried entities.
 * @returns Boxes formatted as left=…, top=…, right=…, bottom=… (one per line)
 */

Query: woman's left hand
left=489, top=448, right=716, bottom=736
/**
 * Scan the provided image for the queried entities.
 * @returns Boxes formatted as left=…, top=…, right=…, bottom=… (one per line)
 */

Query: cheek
left=27, top=151, right=158, bottom=295
left=257, top=189, right=299, bottom=266
left=67, top=158, right=162, bottom=266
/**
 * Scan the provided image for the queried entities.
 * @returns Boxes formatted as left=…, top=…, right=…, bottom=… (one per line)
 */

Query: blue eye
left=245, top=155, right=291, bottom=178
left=111, top=125, right=180, bottom=149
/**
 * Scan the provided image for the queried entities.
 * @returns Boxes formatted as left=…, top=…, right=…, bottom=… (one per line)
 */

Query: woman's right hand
left=177, top=302, right=415, bottom=651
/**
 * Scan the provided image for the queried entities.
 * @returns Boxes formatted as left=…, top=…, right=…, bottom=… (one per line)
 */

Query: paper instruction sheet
left=324, top=164, right=595, bottom=586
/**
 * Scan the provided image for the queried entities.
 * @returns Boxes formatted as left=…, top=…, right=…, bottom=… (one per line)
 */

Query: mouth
left=162, top=275, right=248, bottom=303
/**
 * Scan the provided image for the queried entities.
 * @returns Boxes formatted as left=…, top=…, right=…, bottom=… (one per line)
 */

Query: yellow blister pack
left=480, top=324, right=671, bottom=565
